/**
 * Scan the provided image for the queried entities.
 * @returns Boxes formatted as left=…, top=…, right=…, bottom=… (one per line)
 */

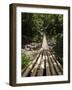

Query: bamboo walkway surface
left=22, top=49, right=63, bottom=77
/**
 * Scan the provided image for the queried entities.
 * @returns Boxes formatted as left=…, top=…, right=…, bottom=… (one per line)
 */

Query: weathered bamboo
left=51, top=54, right=63, bottom=72
left=30, top=53, right=42, bottom=76
left=22, top=51, right=41, bottom=77
left=50, top=54, right=62, bottom=75
left=37, top=53, right=45, bottom=76
left=46, top=52, right=57, bottom=75
left=45, top=55, right=51, bottom=75
left=22, top=49, right=63, bottom=77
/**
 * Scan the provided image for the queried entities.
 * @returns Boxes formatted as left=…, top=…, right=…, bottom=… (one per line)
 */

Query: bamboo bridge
left=22, top=34, right=63, bottom=77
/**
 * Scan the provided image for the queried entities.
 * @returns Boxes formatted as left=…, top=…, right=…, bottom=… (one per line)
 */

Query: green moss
left=21, top=54, right=31, bottom=67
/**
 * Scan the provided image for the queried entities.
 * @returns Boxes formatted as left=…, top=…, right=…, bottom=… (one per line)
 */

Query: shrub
left=21, top=54, right=31, bottom=67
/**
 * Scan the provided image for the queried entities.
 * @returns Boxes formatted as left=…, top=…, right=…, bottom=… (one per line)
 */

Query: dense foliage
left=21, top=54, right=31, bottom=68
left=21, top=13, right=63, bottom=58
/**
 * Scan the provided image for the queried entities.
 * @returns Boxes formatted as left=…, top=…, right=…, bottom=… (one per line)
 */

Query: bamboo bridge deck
left=22, top=49, right=63, bottom=77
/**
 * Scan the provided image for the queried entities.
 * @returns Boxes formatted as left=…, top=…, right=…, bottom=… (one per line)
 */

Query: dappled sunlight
left=21, top=13, right=63, bottom=77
